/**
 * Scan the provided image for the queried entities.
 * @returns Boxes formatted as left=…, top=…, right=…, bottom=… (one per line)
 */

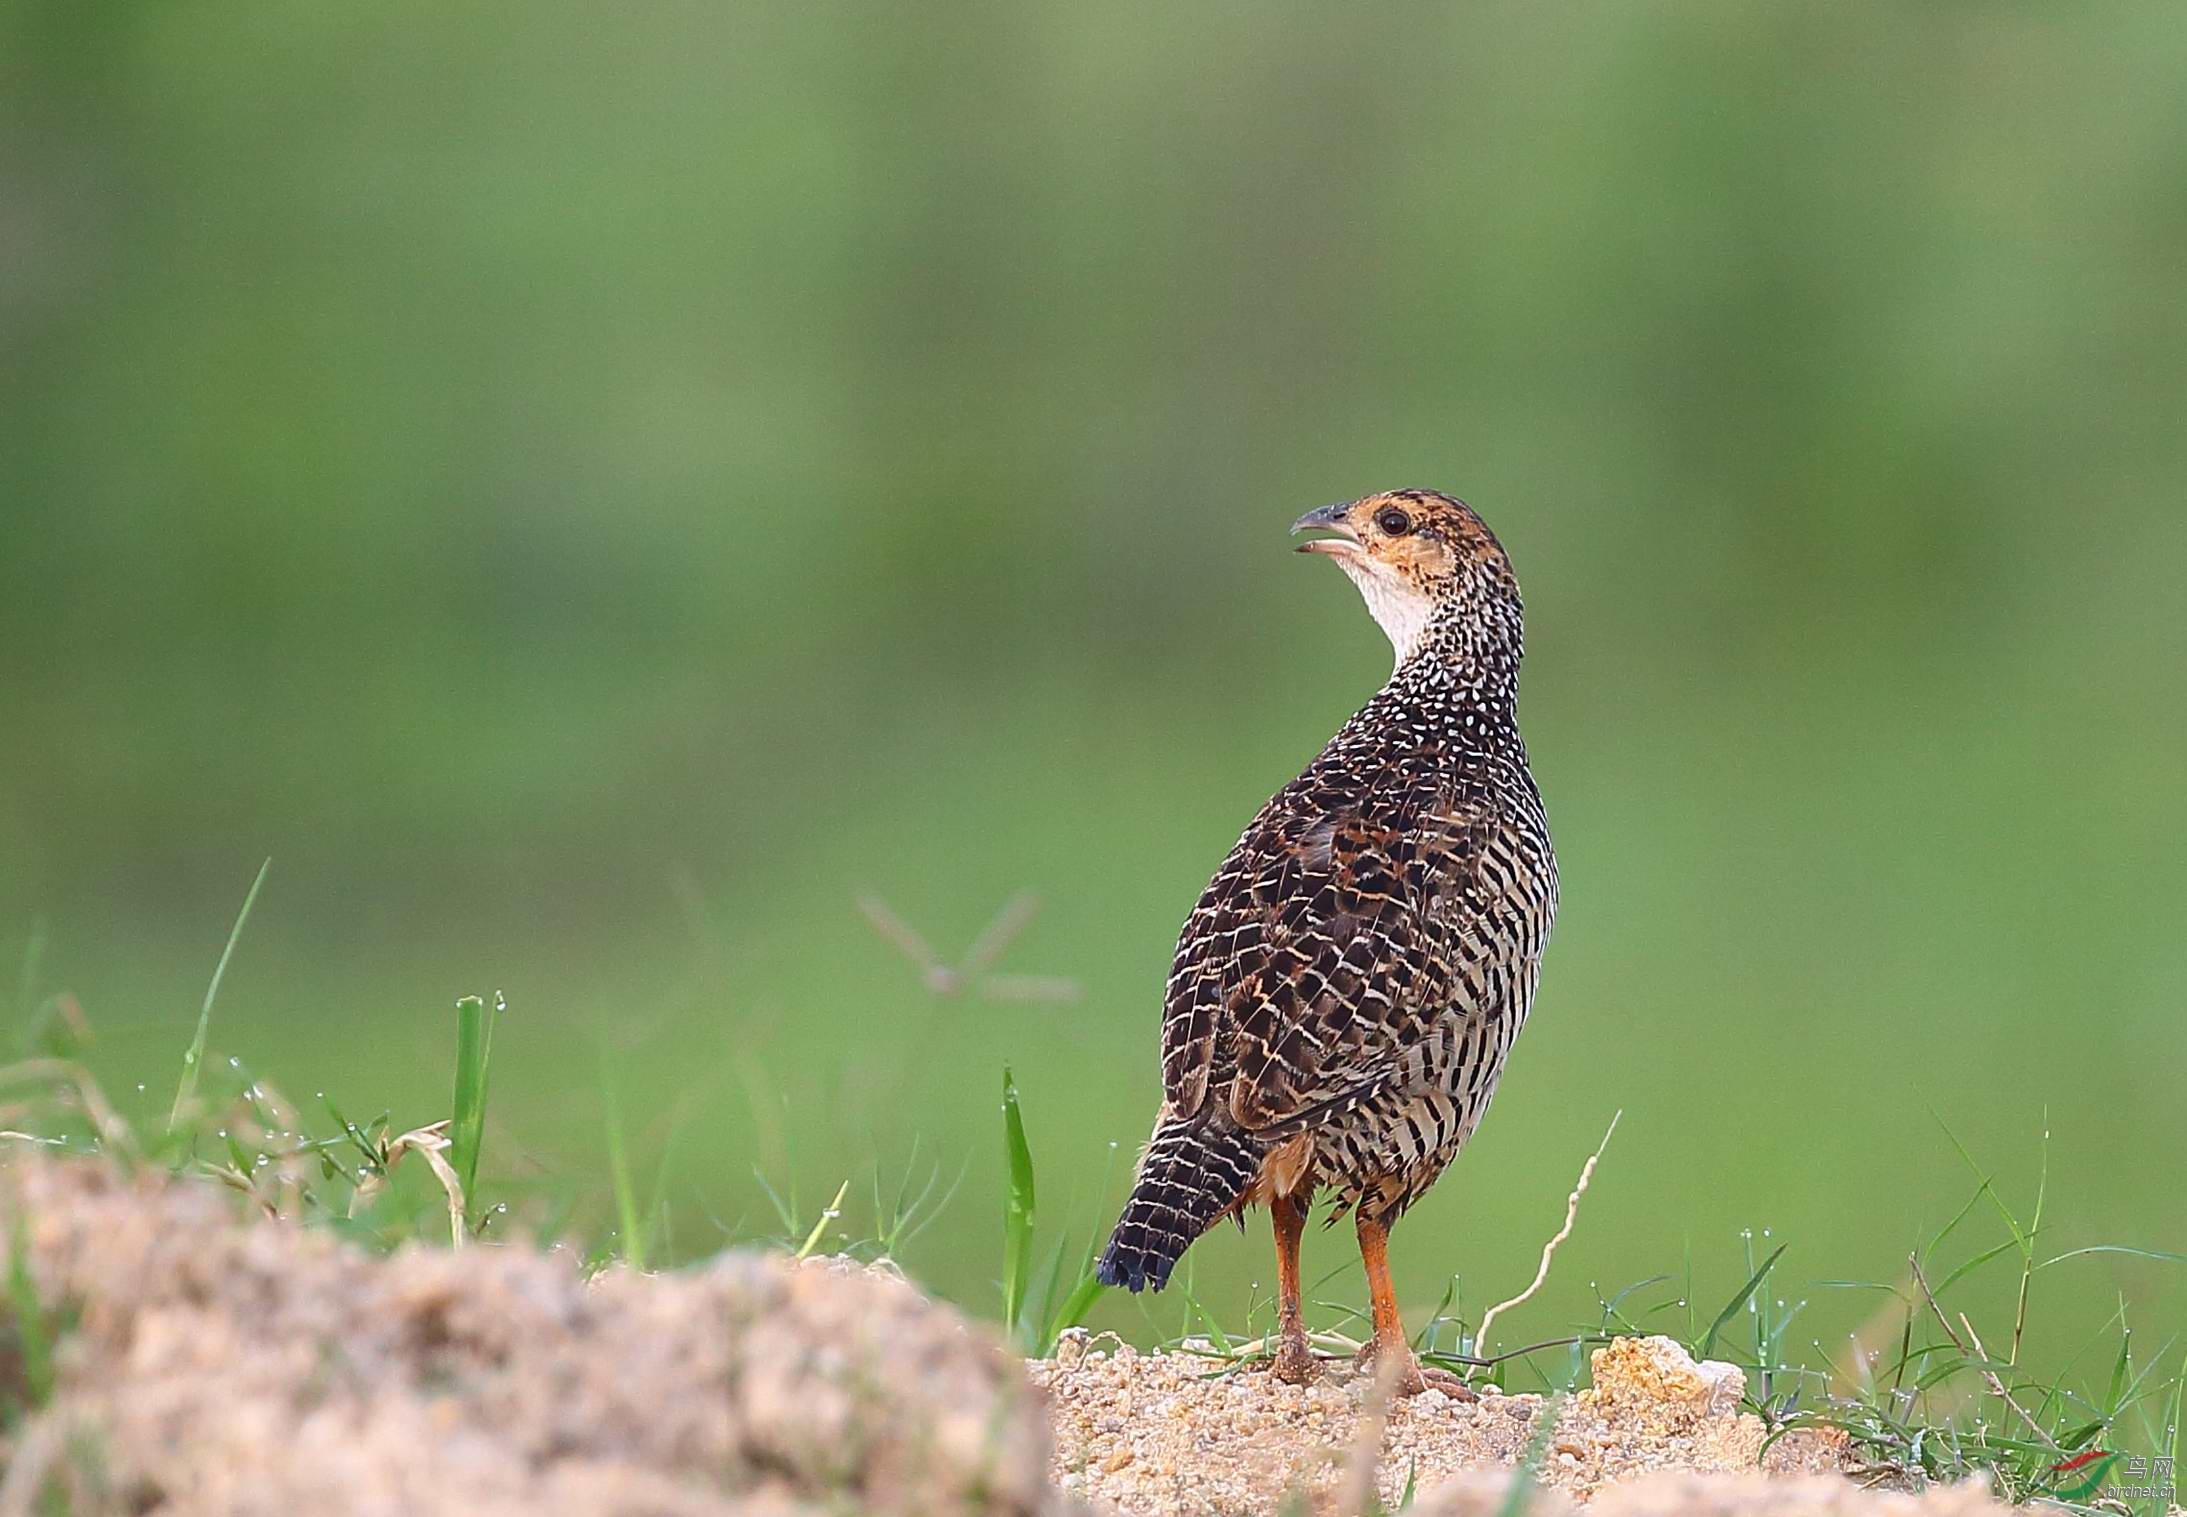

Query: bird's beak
left=1291, top=502, right=1361, bottom=555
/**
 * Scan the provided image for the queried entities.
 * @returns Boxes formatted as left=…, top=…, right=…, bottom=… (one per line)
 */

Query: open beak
left=1291, top=502, right=1361, bottom=555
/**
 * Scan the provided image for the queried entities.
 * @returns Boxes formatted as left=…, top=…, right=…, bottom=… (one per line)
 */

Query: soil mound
left=0, top=1155, right=1060, bottom=1516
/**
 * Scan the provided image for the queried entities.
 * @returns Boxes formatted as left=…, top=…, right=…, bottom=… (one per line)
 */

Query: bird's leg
left=1355, top=1212, right=1476, bottom=1401
left=1266, top=1192, right=1318, bottom=1384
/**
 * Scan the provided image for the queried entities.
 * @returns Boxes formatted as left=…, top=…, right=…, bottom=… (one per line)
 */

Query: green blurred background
left=4, top=3, right=2183, bottom=1366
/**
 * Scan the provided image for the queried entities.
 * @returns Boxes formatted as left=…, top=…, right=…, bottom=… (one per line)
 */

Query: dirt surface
left=1033, top=1334, right=2009, bottom=1516
left=0, top=1154, right=2047, bottom=1517
left=0, top=1154, right=1062, bottom=1517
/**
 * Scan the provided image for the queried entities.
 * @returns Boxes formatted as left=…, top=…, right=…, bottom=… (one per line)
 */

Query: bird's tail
left=1094, top=1118, right=1263, bottom=1293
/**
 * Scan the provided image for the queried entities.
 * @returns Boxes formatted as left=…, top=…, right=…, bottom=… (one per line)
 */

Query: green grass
left=166, top=857, right=270, bottom=1137
left=1001, top=1064, right=1109, bottom=1354
left=4, top=1214, right=58, bottom=1425
left=448, top=991, right=497, bottom=1221
left=0, top=909, right=2181, bottom=1514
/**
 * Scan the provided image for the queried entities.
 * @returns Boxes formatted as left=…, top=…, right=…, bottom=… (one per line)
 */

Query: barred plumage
left=1091, top=1120, right=1261, bottom=1293
left=1095, top=490, right=1557, bottom=1397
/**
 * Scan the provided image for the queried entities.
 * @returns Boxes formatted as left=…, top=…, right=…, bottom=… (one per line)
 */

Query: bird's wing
left=1160, top=766, right=1492, bottom=1132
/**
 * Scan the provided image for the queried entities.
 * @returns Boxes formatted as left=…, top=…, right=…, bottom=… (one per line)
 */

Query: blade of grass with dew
left=2009, top=1120, right=2050, bottom=1367
left=2036, top=1245, right=2187, bottom=1270
left=1700, top=1242, right=1785, bottom=1360
left=752, top=1167, right=800, bottom=1241
left=1001, top=1065, right=1036, bottom=1343
left=2103, top=1331, right=2133, bottom=1422
left=1035, top=1136, right=1121, bottom=1351
left=1598, top=1273, right=1675, bottom=1337
left=797, top=1179, right=849, bottom=1259
left=168, top=857, right=270, bottom=1134
left=603, top=1070, right=644, bottom=1272
left=448, top=994, right=492, bottom=1224
left=2153, top=1359, right=2183, bottom=1517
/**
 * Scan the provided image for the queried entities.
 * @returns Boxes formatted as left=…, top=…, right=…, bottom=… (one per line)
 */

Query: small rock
left=1693, top=1356, right=1746, bottom=1417
left=1053, top=1326, right=1090, bottom=1370
left=1586, top=1335, right=1743, bottom=1431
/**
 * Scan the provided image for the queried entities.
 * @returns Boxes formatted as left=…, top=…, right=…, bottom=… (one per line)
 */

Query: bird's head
left=1291, top=490, right=1519, bottom=666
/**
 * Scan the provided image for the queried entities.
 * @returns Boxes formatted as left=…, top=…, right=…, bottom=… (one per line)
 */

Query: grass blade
left=2103, top=1331, right=2131, bottom=1418
left=448, top=994, right=494, bottom=1221
left=1936, top=1237, right=2020, bottom=1295
left=168, top=857, right=271, bottom=1133
left=603, top=1069, right=645, bottom=1271
left=2156, top=1358, right=2183, bottom=1517
left=797, top=1179, right=849, bottom=1259
left=2037, top=1245, right=2187, bottom=1270
left=1701, top=1243, right=1786, bottom=1360
left=1045, top=1271, right=1108, bottom=1354
left=1921, top=1179, right=1993, bottom=1268
left=5, top=1217, right=53, bottom=1413
left=1001, top=1066, right=1036, bottom=1342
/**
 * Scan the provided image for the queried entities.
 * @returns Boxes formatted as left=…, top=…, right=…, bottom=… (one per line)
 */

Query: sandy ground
left=1033, top=1333, right=2014, bottom=1515
left=0, top=1154, right=2064, bottom=1516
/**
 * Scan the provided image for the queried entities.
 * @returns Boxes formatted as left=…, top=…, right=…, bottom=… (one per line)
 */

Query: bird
left=1093, top=489, right=1557, bottom=1398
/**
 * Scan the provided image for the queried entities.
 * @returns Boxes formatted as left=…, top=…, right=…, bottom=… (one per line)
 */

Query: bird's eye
left=1374, top=507, right=1413, bottom=537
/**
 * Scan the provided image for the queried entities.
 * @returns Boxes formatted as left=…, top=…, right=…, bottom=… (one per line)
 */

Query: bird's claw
left=1353, top=1340, right=1477, bottom=1401
left=1266, top=1332, right=1320, bottom=1385
left=1410, top=1363, right=1479, bottom=1402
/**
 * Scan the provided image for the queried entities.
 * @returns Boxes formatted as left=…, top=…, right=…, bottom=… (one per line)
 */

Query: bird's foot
left=1409, top=1362, right=1480, bottom=1402
left=1265, top=1327, right=1320, bottom=1386
left=1353, top=1339, right=1477, bottom=1401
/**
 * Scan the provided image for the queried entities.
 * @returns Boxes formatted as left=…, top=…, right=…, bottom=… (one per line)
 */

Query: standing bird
left=1094, top=490, right=1556, bottom=1397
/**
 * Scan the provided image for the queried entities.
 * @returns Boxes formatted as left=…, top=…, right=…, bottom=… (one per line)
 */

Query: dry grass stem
left=345, top=1119, right=469, bottom=1247
left=1905, top=1253, right=2056, bottom=1453
left=1198, top=1329, right=1366, bottom=1362
left=0, top=1060, right=139, bottom=1160
left=1473, top=1110, right=1622, bottom=1369
left=857, top=891, right=1082, bottom=1004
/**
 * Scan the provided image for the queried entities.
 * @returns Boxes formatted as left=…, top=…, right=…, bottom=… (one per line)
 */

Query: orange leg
left=1268, top=1193, right=1317, bottom=1383
left=1357, top=1212, right=1474, bottom=1401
